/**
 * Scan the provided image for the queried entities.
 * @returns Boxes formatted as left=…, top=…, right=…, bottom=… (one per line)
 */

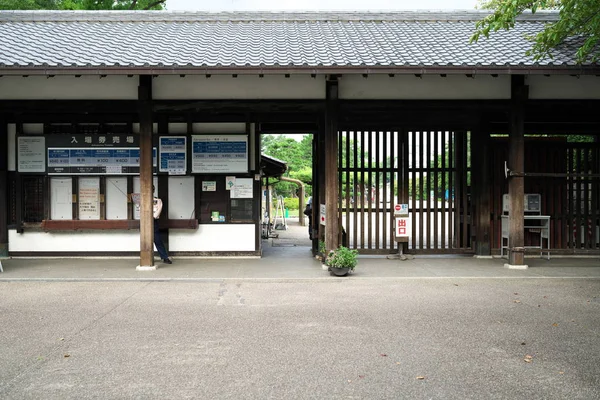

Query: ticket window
left=105, top=177, right=128, bottom=220
left=50, top=177, right=73, bottom=220
left=78, top=177, right=100, bottom=220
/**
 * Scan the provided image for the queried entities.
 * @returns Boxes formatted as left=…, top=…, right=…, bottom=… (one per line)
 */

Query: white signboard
left=191, top=135, right=248, bottom=173
left=395, top=216, right=411, bottom=238
left=202, top=181, right=216, bottom=191
left=231, top=178, right=253, bottom=199
left=159, top=136, right=187, bottom=174
left=394, top=203, right=409, bottom=217
left=18, top=136, right=46, bottom=172
left=319, top=204, right=326, bottom=226
left=78, top=177, right=100, bottom=220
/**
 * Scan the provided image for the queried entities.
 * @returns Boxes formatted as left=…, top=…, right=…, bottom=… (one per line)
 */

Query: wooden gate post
left=137, top=75, right=155, bottom=270
left=324, top=77, right=340, bottom=253
left=472, top=123, right=492, bottom=256
left=507, top=76, right=528, bottom=267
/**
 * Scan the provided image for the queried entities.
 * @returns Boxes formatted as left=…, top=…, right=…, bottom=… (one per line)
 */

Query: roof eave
left=0, top=65, right=598, bottom=76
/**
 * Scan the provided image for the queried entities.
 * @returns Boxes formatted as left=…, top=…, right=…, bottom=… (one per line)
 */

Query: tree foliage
left=471, top=0, right=600, bottom=63
left=0, top=0, right=166, bottom=10
left=262, top=134, right=313, bottom=198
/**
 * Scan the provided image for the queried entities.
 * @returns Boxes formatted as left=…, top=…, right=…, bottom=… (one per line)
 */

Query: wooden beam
left=508, top=76, right=528, bottom=266
left=324, top=78, right=340, bottom=253
left=138, top=75, right=154, bottom=269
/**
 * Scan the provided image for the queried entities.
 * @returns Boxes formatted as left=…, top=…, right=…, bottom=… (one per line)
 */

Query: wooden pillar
left=508, top=76, right=528, bottom=266
left=472, top=122, right=491, bottom=256
left=137, top=75, right=155, bottom=269
left=0, top=117, right=7, bottom=257
left=324, top=77, right=339, bottom=252
left=314, top=126, right=324, bottom=250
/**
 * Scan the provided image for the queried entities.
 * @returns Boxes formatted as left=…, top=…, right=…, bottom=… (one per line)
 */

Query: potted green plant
left=326, top=246, right=358, bottom=276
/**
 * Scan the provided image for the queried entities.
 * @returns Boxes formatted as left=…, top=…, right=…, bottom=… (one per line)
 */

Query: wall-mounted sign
left=191, top=135, right=248, bottom=174
left=18, top=136, right=46, bottom=173
left=394, top=203, right=409, bottom=217
left=395, top=216, right=411, bottom=238
left=319, top=204, right=326, bottom=226
left=47, top=148, right=157, bottom=175
left=159, top=136, right=187, bottom=175
left=45, top=134, right=156, bottom=175
left=78, top=177, right=100, bottom=220
left=230, top=178, right=253, bottom=199
left=202, top=181, right=216, bottom=191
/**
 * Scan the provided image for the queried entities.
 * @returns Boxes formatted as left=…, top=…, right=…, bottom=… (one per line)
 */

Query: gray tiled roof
left=0, top=10, right=596, bottom=75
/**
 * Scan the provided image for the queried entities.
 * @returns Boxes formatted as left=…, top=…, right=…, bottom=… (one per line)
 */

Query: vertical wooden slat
left=424, top=130, right=430, bottom=249
left=441, top=131, right=447, bottom=250
left=344, top=131, right=351, bottom=248
left=464, top=131, right=470, bottom=248
left=391, top=130, right=397, bottom=252
left=338, top=130, right=344, bottom=247
left=411, top=131, right=417, bottom=250
left=352, top=131, right=362, bottom=249
left=375, top=130, right=380, bottom=249
left=360, top=130, right=366, bottom=249
left=454, top=131, right=463, bottom=249
left=592, top=143, right=599, bottom=249
left=583, top=146, right=590, bottom=248
left=568, top=147, right=574, bottom=248
left=367, top=131, right=373, bottom=250
left=0, top=117, right=7, bottom=256
left=448, top=131, right=454, bottom=249
left=417, top=131, right=425, bottom=249
left=433, top=131, right=439, bottom=250
left=402, top=129, right=409, bottom=251
left=575, top=147, right=581, bottom=248
left=382, top=131, right=388, bottom=250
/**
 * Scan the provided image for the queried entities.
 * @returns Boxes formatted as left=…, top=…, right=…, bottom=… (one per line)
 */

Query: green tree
left=262, top=134, right=313, bottom=198
left=0, top=0, right=166, bottom=9
left=471, top=0, right=600, bottom=63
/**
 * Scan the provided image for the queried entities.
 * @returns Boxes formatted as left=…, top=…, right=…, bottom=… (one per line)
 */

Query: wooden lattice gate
left=338, top=130, right=472, bottom=254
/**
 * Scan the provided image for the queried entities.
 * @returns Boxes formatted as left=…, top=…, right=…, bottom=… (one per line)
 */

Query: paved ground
left=0, top=218, right=599, bottom=399
left=0, top=217, right=598, bottom=281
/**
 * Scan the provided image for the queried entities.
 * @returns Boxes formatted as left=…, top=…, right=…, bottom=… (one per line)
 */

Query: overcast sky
left=166, top=0, right=479, bottom=11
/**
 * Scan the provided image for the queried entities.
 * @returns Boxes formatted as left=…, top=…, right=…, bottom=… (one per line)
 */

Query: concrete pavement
left=1, top=219, right=599, bottom=399
left=1, top=278, right=599, bottom=399
left=0, top=217, right=599, bottom=281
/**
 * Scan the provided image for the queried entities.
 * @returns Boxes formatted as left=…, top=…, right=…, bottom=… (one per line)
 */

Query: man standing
left=153, top=186, right=172, bottom=264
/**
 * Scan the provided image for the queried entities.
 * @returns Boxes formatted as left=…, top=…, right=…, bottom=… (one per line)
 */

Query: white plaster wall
left=23, top=124, right=44, bottom=134
left=9, top=226, right=256, bottom=253
left=339, top=75, right=511, bottom=99
left=153, top=75, right=326, bottom=100
left=0, top=76, right=138, bottom=100
left=9, top=230, right=140, bottom=252
left=193, top=123, right=246, bottom=134
left=527, top=75, right=600, bottom=99
left=169, top=225, right=256, bottom=252
left=168, top=123, right=187, bottom=134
